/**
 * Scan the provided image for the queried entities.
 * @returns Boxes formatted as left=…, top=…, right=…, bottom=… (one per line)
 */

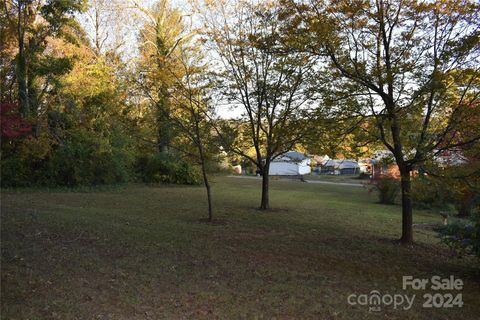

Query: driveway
left=227, top=175, right=364, bottom=187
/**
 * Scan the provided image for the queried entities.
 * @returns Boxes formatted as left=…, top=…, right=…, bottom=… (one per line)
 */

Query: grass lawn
left=1, top=177, right=479, bottom=319
left=303, top=174, right=365, bottom=184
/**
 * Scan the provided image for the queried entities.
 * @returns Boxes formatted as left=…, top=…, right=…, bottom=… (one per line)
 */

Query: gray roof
left=282, top=151, right=308, bottom=161
left=324, top=159, right=359, bottom=169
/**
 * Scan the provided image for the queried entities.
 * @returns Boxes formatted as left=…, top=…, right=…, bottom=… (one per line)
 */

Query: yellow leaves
left=46, top=36, right=109, bottom=101
left=18, top=134, right=55, bottom=161
left=62, top=61, right=116, bottom=99
left=204, top=0, right=217, bottom=8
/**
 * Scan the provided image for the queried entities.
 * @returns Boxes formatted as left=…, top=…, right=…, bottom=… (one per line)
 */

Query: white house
left=269, top=151, right=311, bottom=176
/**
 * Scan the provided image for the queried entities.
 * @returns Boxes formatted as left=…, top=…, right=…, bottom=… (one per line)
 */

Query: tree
left=132, top=0, right=216, bottom=219
left=199, top=0, right=316, bottom=210
left=79, top=0, right=134, bottom=57
left=287, top=0, right=480, bottom=243
left=302, top=114, right=379, bottom=160
left=2, top=0, right=85, bottom=118
left=0, top=1, right=18, bottom=102
left=135, top=0, right=187, bottom=154
left=169, top=47, right=218, bottom=221
left=422, top=95, right=480, bottom=217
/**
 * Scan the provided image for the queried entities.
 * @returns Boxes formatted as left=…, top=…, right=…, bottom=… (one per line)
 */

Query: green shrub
left=46, top=129, right=132, bottom=186
left=367, top=176, right=399, bottom=204
left=0, top=157, right=31, bottom=187
left=1, top=129, right=132, bottom=187
left=135, top=153, right=201, bottom=185
left=411, top=175, right=479, bottom=217
left=411, top=176, right=450, bottom=210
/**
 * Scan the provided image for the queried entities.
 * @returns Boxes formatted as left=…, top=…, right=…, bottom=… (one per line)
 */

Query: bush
left=135, top=153, right=201, bottom=185
left=1, top=133, right=53, bottom=187
left=1, top=129, right=132, bottom=187
left=438, top=214, right=480, bottom=259
left=0, top=157, right=31, bottom=187
left=62, top=129, right=131, bottom=186
left=47, top=132, right=131, bottom=186
left=170, top=161, right=202, bottom=185
left=411, top=174, right=480, bottom=216
left=411, top=176, right=450, bottom=210
left=367, top=176, right=400, bottom=204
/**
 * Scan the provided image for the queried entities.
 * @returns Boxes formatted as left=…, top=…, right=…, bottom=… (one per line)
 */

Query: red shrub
left=0, top=102, right=31, bottom=138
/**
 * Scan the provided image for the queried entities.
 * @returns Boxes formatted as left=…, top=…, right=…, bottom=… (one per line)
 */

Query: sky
left=77, top=0, right=241, bottom=119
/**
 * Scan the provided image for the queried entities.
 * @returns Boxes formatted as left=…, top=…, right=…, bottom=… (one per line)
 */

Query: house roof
left=271, top=151, right=309, bottom=163
left=323, top=159, right=360, bottom=169
left=281, top=151, right=308, bottom=161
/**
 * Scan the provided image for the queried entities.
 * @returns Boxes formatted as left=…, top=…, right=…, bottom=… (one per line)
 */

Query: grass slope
left=1, top=177, right=479, bottom=319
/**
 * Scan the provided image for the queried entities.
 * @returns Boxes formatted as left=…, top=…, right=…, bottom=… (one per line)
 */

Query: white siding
left=269, top=160, right=311, bottom=175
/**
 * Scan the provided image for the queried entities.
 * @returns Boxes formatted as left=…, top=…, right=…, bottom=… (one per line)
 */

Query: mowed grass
left=1, top=177, right=479, bottom=319
left=302, top=174, right=364, bottom=184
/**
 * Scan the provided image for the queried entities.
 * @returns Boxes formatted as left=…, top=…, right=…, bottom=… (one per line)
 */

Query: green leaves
left=40, top=0, right=86, bottom=34
left=34, top=56, right=73, bottom=77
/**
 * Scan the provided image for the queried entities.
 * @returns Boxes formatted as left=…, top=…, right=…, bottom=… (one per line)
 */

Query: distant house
left=311, top=154, right=330, bottom=165
left=269, top=151, right=311, bottom=176
left=358, top=159, right=374, bottom=174
left=322, top=159, right=360, bottom=175
left=373, top=150, right=394, bottom=161
left=434, top=149, right=467, bottom=166
left=310, top=155, right=329, bottom=173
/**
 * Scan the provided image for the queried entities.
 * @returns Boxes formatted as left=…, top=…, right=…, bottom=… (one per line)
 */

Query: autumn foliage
left=0, top=102, right=31, bottom=139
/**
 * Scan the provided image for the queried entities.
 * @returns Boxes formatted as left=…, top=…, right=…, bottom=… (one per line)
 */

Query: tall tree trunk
left=17, top=3, right=28, bottom=116
left=17, top=53, right=28, bottom=115
left=157, top=86, right=170, bottom=153
left=260, top=161, right=270, bottom=210
left=27, top=73, right=40, bottom=136
left=399, top=169, right=413, bottom=244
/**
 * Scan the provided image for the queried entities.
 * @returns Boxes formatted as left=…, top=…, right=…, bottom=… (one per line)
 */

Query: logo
left=347, top=275, right=464, bottom=312
left=347, top=291, right=415, bottom=312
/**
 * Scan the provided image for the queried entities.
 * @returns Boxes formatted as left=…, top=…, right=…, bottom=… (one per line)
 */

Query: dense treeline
left=0, top=0, right=204, bottom=188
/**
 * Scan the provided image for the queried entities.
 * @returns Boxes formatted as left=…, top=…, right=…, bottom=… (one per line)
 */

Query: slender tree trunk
left=94, top=4, right=102, bottom=53
left=399, top=169, right=413, bottom=244
left=196, top=131, right=213, bottom=221
left=200, top=158, right=213, bottom=221
left=260, top=161, right=270, bottom=210
left=205, top=179, right=213, bottom=221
